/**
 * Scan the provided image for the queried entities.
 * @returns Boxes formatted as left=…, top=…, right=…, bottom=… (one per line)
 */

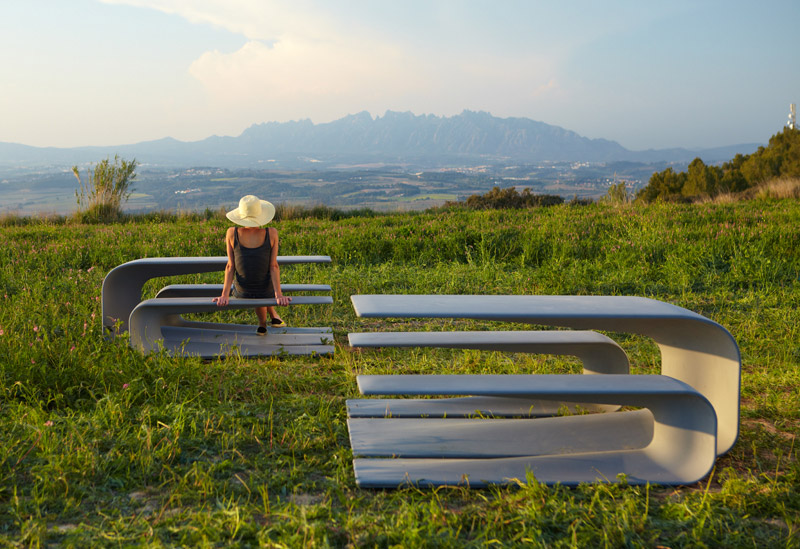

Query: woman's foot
left=270, top=317, right=286, bottom=328
left=257, top=325, right=267, bottom=335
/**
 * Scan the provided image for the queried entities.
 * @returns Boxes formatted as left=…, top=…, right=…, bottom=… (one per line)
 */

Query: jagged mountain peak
left=0, top=111, right=763, bottom=169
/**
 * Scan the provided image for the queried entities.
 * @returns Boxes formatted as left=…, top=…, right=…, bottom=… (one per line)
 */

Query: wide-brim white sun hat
left=226, top=195, right=276, bottom=227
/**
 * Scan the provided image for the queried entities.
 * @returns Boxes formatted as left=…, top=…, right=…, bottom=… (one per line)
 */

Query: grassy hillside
left=0, top=200, right=798, bottom=546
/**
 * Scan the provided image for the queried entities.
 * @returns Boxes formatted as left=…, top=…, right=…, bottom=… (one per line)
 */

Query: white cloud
left=534, top=79, right=559, bottom=97
left=190, top=38, right=411, bottom=98
left=187, top=37, right=429, bottom=123
left=99, top=0, right=338, bottom=41
left=100, top=0, right=560, bottom=126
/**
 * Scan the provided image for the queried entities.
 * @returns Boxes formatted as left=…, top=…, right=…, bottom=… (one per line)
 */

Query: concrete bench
left=346, top=330, right=629, bottom=417
left=102, top=255, right=331, bottom=335
left=350, top=374, right=717, bottom=487
left=350, top=295, right=740, bottom=458
left=129, top=296, right=334, bottom=358
left=155, top=283, right=331, bottom=298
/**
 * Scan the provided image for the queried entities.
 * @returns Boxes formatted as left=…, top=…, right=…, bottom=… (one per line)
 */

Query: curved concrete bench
left=102, top=255, right=331, bottom=335
left=155, top=283, right=331, bottom=298
left=129, top=296, right=334, bottom=357
left=350, top=295, right=740, bottom=458
left=346, top=330, right=629, bottom=417
left=350, top=374, right=717, bottom=487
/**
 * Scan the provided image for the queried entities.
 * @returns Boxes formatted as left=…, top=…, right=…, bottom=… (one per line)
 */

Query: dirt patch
left=742, top=418, right=799, bottom=440
left=290, top=492, right=326, bottom=506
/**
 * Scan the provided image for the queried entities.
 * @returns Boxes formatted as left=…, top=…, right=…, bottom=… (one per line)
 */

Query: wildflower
left=33, top=326, right=39, bottom=332
left=44, top=421, right=53, bottom=427
left=123, top=383, right=129, bottom=389
left=70, top=345, right=76, bottom=352
left=0, top=327, right=3, bottom=336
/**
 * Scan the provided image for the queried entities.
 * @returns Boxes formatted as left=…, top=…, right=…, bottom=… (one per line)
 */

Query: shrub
left=449, top=186, right=564, bottom=210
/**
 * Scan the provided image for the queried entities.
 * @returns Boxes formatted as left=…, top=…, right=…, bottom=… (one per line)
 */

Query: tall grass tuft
left=756, top=177, right=800, bottom=199
left=73, top=155, right=138, bottom=223
left=699, top=176, right=800, bottom=204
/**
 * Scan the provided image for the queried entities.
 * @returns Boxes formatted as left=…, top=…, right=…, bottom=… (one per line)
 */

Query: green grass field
left=0, top=200, right=798, bottom=546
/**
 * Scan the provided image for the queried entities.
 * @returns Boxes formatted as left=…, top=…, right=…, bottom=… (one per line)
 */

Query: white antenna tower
left=789, top=103, right=797, bottom=130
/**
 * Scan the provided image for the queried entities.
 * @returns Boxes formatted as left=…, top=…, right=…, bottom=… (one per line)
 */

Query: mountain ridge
left=0, top=110, right=762, bottom=169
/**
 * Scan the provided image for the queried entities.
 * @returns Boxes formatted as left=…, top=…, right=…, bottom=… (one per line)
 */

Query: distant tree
left=718, top=169, right=748, bottom=193
left=739, top=128, right=800, bottom=185
left=722, top=153, right=747, bottom=172
left=683, top=158, right=722, bottom=197
left=636, top=167, right=686, bottom=202
left=739, top=146, right=777, bottom=185
left=73, top=155, right=138, bottom=222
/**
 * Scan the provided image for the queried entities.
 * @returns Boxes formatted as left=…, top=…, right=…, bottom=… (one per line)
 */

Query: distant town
left=0, top=160, right=663, bottom=215
left=1, top=110, right=761, bottom=215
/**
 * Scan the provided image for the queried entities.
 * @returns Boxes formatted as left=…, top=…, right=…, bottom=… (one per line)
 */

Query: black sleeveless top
left=232, top=228, right=275, bottom=298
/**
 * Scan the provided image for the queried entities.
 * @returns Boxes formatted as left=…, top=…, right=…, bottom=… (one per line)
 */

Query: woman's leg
left=266, top=306, right=284, bottom=323
left=255, top=306, right=268, bottom=327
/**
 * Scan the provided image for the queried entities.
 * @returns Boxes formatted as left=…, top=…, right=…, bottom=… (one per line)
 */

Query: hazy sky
left=1, top=0, right=798, bottom=150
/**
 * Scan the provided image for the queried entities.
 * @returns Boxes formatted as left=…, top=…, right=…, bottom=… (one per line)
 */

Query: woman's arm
left=269, top=228, right=292, bottom=306
left=213, top=227, right=236, bottom=306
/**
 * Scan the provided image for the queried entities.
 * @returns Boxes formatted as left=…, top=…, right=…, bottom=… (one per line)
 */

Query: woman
left=213, top=195, right=291, bottom=334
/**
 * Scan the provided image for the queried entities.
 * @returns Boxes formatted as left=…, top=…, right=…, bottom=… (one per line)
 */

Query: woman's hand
left=213, top=294, right=229, bottom=307
left=275, top=295, right=292, bottom=307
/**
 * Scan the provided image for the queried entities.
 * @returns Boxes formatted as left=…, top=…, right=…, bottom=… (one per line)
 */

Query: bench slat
left=156, top=283, right=331, bottom=298
left=161, top=322, right=331, bottom=334
left=346, top=396, right=592, bottom=418
left=161, top=340, right=334, bottom=358
left=350, top=330, right=618, bottom=347
left=349, top=330, right=628, bottom=376
left=357, top=374, right=701, bottom=401
left=161, top=326, right=332, bottom=345
left=348, top=409, right=654, bottom=458
left=138, top=295, right=332, bottom=312
left=353, top=451, right=680, bottom=488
